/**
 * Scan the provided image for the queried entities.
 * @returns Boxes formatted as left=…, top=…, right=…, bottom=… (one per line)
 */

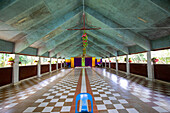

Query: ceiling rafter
left=38, top=31, right=80, bottom=56
left=88, top=36, right=117, bottom=56
left=88, top=41, right=111, bottom=57
left=49, top=38, right=81, bottom=57
left=85, top=7, right=151, bottom=51
left=14, top=8, right=82, bottom=53
left=87, top=30, right=129, bottom=54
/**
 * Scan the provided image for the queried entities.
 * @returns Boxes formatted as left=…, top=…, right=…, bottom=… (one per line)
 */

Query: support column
left=64, top=59, right=65, bottom=68
left=56, top=57, right=58, bottom=70
left=116, top=56, right=118, bottom=71
left=12, top=54, right=19, bottom=84
left=109, top=58, right=111, bottom=69
left=126, top=55, right=130, bottom=75
left=105, top=61, right=106, bottom=68
left=147, top=51, right=154, bottom=80
left=37, top=57, right=41, bottom=77
left=61, top=61, right=62, bottom=69
left=49, top=58, right=52, bottom=73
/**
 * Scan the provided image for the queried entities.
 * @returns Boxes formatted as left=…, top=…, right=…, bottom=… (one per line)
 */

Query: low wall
left=118, top=63, right=126, bottom=72
left=154, top=64, right=170, bottom=82
left=52, top=64, right=56, bottom=71
left=111, top=63, right=116, bottom=69
left=19, top=65, right=37, bottom=80
left=106, top=62, right=170, bottom=82
left=0, top=67, right=12, bottom=87
left=0, top=63, right=61, bottom=87
left=41, top=64, right=49, bottom=74
left=130, top=63, right=147, bottom=77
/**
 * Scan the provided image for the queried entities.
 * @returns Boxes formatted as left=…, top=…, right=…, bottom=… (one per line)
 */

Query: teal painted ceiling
left=0, top=0, right=169, bottom=58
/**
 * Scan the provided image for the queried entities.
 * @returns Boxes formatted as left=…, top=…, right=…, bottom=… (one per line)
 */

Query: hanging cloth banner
left=82, top=33, right=88, bottom=48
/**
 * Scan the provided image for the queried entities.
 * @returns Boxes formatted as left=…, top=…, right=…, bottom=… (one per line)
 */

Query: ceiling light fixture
left=117, top=34, right=123, bottom=38
left=137, top=17, right=147, bottom=23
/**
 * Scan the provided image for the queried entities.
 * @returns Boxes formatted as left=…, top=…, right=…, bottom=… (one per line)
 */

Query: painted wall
left=85, top=57, right=92, bottom=66
left=74, top=58, right=81, bottom=67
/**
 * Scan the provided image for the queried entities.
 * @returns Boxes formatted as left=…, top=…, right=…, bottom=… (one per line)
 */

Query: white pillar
left=105, top=61, right=106, bottom=68
left=61, top=61, right=62, bottom=69
left=126, top=55, right=130, bottom=75
left=56, top=58, right=58, bottom=70
left=64, top=59, right=65, bottom=68
left=147, top=51, right=154, bottom=80
left=12, top=54, right=19, bottom=84
left=109, top=58, right=111, bottom=68
left=116, top=56, right=118, bottom=71
left=49, top=58, right=52, bottom=72
left=37, top=57, right=41, bottom=77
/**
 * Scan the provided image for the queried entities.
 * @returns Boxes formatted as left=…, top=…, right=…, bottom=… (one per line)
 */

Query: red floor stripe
left=70, top=69, right=82, bottom=113
left=85, top=69, right=99, bottom=113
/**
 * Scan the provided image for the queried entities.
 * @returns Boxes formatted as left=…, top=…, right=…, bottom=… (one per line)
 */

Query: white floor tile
left=38, top=102, right=49, bottom=107
left=35, top=99, right=45, bottom=103
left=109, top=89, right=115, bottom=91
left=93, top=92, right=99, bottom=95
left=4, top=103, right=18, bottom=108
left=100, top=94, right=107, bottom=97
left=108, top=109, right=119, bottom=113
left=113, top=93, right=121, bottom=96
left=140, top=98, right=151, bottom=102
left=109, top=97, right=117, bottom=100
left=42, top=107, right=53, bottom=112
left=152, top=106, right=168, bottom=112
left=103, top=100, right=112, bottom=104
left=97, top=105, right=107, bottom=110
left=55, top=93, right=62, bottom=96
left=60, top=95, right=67, bottom=99
left=50, top=99, right=59, bottom=102
left=61, top=106, right=71, bottom=112
left=46, top=96, right=54, bottom=99
left=114, top=104, right=125, bottom=109
left=55, top=102, right=64, bottom=106
left=23, top=107, right=36, bottom=112
left=118, top=99, right=128, bottom=104
left=43, top=93, right=50, bottom=96
left=68, top=93, right=75, bottom=95
left=98, top=90, right=104, bottom=92
left=105, top=91, right=112, bottom=94
left=94, top=97, right=102, bottom=101
left=52, top=91, right=58, bottom=94
left=126, top=108, right=139, bottom=113
left=153, top=101, right=167, bottom=106
left=63, top=91, right=70, bottom=93
left=65, top=98, right=73, bottom=102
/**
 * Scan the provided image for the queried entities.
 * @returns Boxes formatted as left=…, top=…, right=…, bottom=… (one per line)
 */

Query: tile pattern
left=0, top=69, right=71, bottom=111
left=86, top=69, right=140, bottom=113
left=93, top=68, right=170, bottom=112
left=23, top=69, right=80, bottom=113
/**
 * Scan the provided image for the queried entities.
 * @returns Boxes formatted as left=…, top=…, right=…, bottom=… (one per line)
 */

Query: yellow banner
left=92, top=57, right=96, bottom=67
left=65, top=59, right=71, bottom=63
left=71, top=57, right=74, bottom=68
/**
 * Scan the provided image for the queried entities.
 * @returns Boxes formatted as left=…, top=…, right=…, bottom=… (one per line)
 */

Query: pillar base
left=12, top=81, right=20, bottom=86
left=37, top=74, right=42, bottom=78
left=146, top=78, right=155, bottom=81
left=126, top=73, right=130, bottom=75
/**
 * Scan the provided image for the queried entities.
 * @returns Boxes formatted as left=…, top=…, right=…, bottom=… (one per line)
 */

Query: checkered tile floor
left=87, top=69, right=140, bottom=113
left=93, top=68, right=170, bottom=113
left=23, top=69, right=80, bottom=113
left=1, top=68, right=170, bottom=113
left=0, top=69, right=72, bottom=112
